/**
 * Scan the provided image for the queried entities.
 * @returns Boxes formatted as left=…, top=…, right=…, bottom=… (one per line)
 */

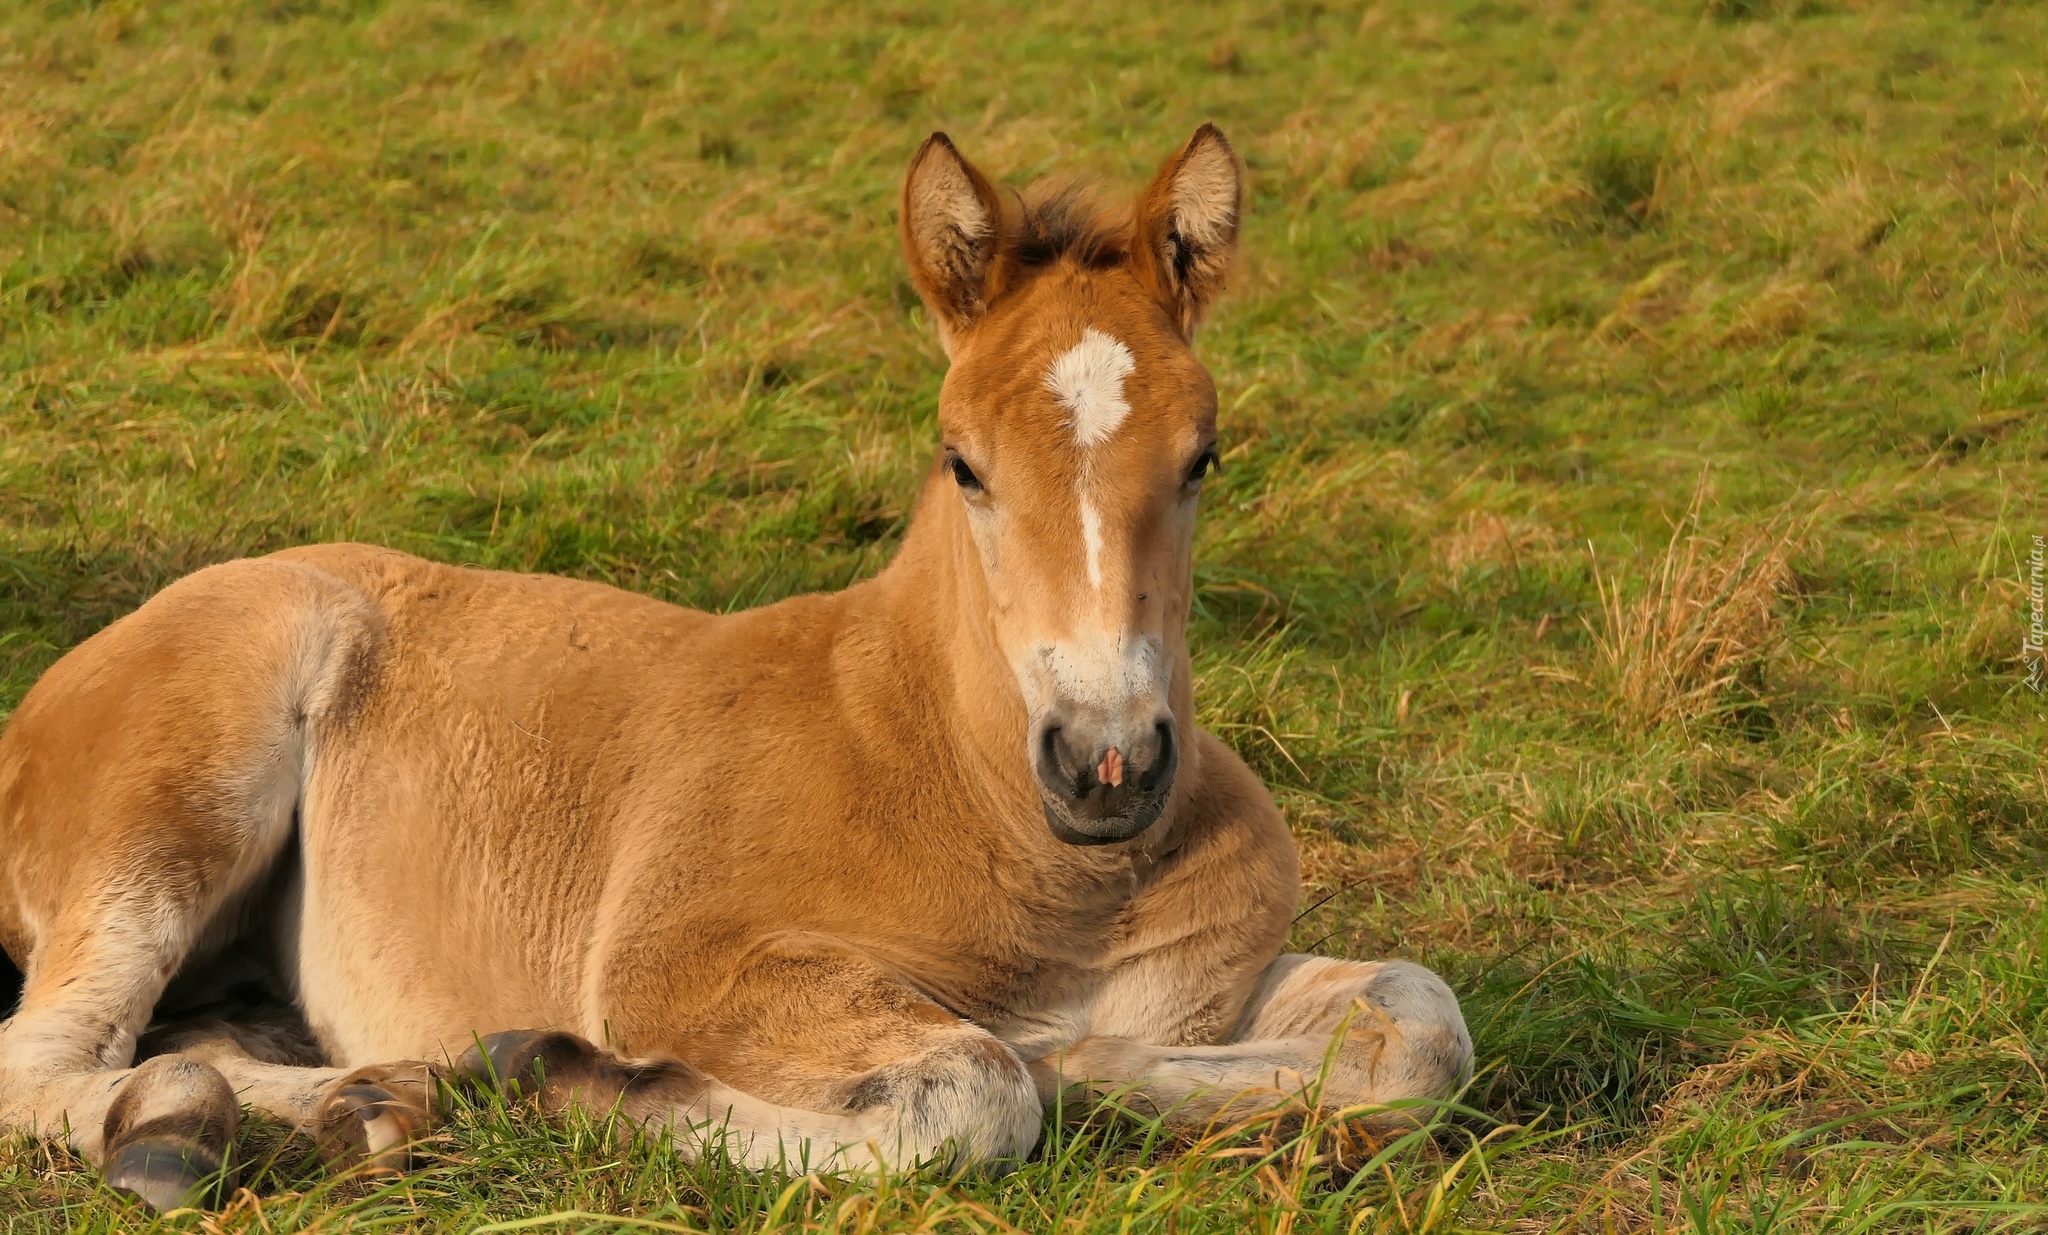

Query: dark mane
left=1010, top=180, right=1130, bottom=270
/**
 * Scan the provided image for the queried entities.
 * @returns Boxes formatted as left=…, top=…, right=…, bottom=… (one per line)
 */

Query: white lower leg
left=0, top=1064, right=134, bottom=1161
left=655, top=1038, right=1041, bottom=1173
left=1034, top=956, right=1473, bottom=1124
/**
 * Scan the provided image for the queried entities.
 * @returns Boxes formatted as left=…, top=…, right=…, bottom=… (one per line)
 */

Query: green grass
left=3, top=0, right=2047, bottom=1229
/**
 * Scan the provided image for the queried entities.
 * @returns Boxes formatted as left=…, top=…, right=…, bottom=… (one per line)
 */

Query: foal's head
left=899, top=126, right=1241, bottom=846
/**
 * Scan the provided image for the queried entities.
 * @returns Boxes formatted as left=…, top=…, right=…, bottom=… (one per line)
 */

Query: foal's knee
left=1240, top=955, right=1473, bottom=1105
left=1351, top=960, right=1473, bottom=1100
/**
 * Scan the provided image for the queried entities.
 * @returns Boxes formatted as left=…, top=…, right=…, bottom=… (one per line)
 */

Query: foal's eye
left=1186, top=448, right=1221, bottom=486
left=948, top=454, right=984, bottom=492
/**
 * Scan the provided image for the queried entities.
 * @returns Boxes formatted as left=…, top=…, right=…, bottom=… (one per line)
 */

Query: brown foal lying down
left=0, top=126, right=1471, bottom=1210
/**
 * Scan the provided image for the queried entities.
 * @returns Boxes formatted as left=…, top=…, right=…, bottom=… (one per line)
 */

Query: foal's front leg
left=1036, top=955, right=1472, bottom=1127
left=452, top=933, right=1043, bottom=1173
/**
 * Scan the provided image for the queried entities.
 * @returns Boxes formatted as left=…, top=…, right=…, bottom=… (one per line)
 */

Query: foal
left=0, top=126, right=1472, bottom=1210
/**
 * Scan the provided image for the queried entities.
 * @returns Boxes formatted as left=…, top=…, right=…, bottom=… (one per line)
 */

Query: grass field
left=3, top=0, right=2047, bottom=1229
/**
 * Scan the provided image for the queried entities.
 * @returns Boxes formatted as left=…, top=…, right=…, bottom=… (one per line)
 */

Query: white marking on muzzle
left=1035, top=634, right=1167, bottom=723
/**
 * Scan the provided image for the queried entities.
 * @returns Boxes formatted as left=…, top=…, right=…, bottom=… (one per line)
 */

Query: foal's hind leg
left=0, top=1015, right=437, bottom=1210
left=0, top=921, right=440, bottom=1208
left=0, top=923, right=249, bottom=1210
left=0, top=558, right=395, bottom=1206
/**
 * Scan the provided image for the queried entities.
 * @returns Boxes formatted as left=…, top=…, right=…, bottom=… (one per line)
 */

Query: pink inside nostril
left=1098, top=747, right=1124, bottom=788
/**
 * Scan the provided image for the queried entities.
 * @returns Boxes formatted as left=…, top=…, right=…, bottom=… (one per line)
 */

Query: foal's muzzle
left=1032, top=712, right=1178, bottom=845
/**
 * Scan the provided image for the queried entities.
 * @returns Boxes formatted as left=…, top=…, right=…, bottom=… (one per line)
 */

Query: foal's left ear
left=1134, top=123, right=1243, bottom=336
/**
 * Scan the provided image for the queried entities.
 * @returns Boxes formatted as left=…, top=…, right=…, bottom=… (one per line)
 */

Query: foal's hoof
left=101, top=1054, right=238, bottom=1211
left=454, top=1029, right=706, bottom=1116
left=455, top=1030, right=606, bottom=1111
left=105, top=1137, right=227, bottom=1213
left=314, top=1064, right=437, bottom=1175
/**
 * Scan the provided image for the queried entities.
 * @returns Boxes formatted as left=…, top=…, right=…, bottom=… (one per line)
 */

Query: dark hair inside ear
left=1135, top=124, right=1243, bottom=334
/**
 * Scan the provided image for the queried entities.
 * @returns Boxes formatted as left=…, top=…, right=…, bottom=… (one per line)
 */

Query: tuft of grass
left=1705, top=0, right=1775, bottom=23
left=1574, top=126, right=1668, bottom=230
left=1589, top=484, right=1799, bottom=730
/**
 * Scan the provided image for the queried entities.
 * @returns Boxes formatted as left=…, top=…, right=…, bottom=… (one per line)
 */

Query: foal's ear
left=1134, top=123, right=1242, bottom=335
left=901, top=132, right=1006, bottom=355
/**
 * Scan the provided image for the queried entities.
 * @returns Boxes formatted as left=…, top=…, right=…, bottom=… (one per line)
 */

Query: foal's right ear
left=901, top=133, right=1006, bottom=356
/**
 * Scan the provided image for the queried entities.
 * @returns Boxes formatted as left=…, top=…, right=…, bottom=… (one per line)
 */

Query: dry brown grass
left=1590, top=482, right=1801, bottom=729
left=1435, top=511, right=1558, bottom=576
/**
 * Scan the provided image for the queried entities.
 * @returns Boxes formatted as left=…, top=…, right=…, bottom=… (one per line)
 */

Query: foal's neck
left=862, top=479, right=1032, bottom=795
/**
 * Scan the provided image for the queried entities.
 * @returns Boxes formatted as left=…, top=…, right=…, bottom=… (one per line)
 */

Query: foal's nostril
left=1138, top=721, right=1175, bottom=792
left=1038, top=724, right=1084, bottom=798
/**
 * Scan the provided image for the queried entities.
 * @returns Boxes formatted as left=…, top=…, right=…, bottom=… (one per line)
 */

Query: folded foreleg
left=455, top=934, right=1044, bottom=1173
left=1034, top=956, right=1472, bottom=1128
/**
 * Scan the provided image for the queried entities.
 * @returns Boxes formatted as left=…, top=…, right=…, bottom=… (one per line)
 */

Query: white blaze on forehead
left=1044, top=328, right=1135, bottom=449
left=1047, top=328, right=1136, bottom=593
left=1079, top=500, right=1105, bottom=590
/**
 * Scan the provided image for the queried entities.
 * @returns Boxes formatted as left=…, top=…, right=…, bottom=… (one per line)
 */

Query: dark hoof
left=454, top=1030, right=705, bottom=1116
left=104, top=1136, right=228, bottom=1212
left=314, top=1066, right=436, bottom=1175
left=455, top=1030, right=603, bottom=1109
left=100, top=1054, right=238, bottom=1211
